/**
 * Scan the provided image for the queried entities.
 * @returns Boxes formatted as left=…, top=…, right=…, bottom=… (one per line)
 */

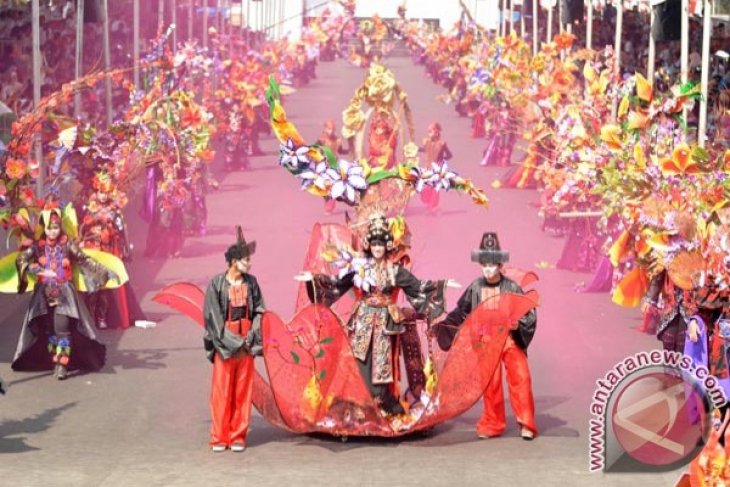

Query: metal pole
left=246, top=0, right=251, bottom=46
left=680, top=0, right=689, bottom=139
left=74, top=0, right=84, bottom=118
left=102, top=0, right=112, bottom=127
left=172, top=0, right=177, bottom=49
left=500, top=0, right=506, bottom=36
left=203, top=0, right=209, bottom=48
left=558, top=0, right=563, bottom=32
left=509, top=0, right=514, bottom=34
left=547, top=3, right=552, bottom=42
left=217, top=0, right=222, bottom=34
left=32, top=0, right=43, bottom=195
left=533, top=0, right=538, bottom=54
left=698, top=0, right=711, bottom=147
left=611, top=1, right=623, bottom=120
left=189, top=0, right=194, bottom=40
left=520, top=0, right=525, bottom=36
left=159, top=0, right=165, bottom=30
left=648, top=7, right=655, bottom=83
left=134, top=0, right=140, bottom=87
left=279, top=0, right=285, bottom=39
left=586, top=0, right=592, bottom=49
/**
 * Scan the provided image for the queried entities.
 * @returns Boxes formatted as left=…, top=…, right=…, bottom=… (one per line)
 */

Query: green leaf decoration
left=315, top=349, right=325, bottom=359
left=290, top=351, right=300, bottom=364
left=319, top=370, right=327, bottom=381
left=692, top=146, right=709, bottom=162
left=265, top=75, right=281, bottom=110
left=313, top=144, right=337, bottom=168
left=319, top=337, right=334, bottom=345
left=365, top=168, right=398, bottom=185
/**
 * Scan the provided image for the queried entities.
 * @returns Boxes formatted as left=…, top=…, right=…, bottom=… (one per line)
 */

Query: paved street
left=0, top=57, right=682, bottom=486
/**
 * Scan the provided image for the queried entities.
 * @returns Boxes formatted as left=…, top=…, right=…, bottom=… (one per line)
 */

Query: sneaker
left=54, top=364, right=68, bottom=381
left=230, top=443, right=246, bottom=452
left=210, top=444, right=227, bottom=453
left=520, top=427, right=535, bottom=441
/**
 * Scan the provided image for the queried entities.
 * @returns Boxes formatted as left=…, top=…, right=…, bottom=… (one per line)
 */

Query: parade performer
left=368, top=110, right=399, bottom=169
left=204, top=227, right=265, bottom=452
left=297, top=214, right=458, bottom=416
left=435, top=232, right=538, bottom=440
left=419, top=122, right=453, bottom=213
left=7, top=204, right=126, bottom=380
left=79, top=172, right=144, bottom=329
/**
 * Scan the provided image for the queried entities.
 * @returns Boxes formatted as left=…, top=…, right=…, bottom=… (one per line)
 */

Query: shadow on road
left=0, top=402, right=76, bottom=454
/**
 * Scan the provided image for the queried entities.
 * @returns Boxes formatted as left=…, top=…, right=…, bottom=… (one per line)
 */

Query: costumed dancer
left=419, top=122, right=453, bottom=214
left=204, top=227, right=265, bottom=452
left=297, top=214, right=458, bottom=416
left=435, top=232, right=538, bottom=440
left=79, top=172, right=144, bottom=329
left=223, top=100, right=250, bottom=171
left=368, top=110, right=399, bottom=169
left=11, top=205, right=121, bottom=380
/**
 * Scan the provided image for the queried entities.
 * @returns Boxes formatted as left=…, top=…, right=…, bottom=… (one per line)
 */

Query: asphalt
left=0, top=56, right=683, bottom=486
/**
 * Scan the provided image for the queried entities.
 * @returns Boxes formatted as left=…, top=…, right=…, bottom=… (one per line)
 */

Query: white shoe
left=521, top=427, right=535, bottom=441
left=230, top=443, right=246, bottom=452
left=211, top=444, right=227, bottom=453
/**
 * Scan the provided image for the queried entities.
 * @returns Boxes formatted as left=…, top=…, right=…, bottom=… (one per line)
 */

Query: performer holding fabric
left=204, top=227, right=264, bottom=452
left=10, top=204, right=122, bottom=380
left=297, top=214, right=457, bottom=416
left=436, top=232, right=538, bottom=440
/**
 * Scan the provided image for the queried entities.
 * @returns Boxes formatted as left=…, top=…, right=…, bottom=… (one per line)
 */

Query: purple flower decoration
left=326, top=160, right=368, bottom=203
left=409, top=166, right=427, bottom=193
left=279, top=138, right=312, bottom=170
left=298, top=161, right=330, bottom=192
left=426, top=161, right=457, bottom=191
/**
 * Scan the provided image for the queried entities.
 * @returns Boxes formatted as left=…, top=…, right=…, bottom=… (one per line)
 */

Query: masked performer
left=204, top=227, right=265, bottom=452
left=11, top=206, right=119, bottom=380
left=79, top=172, right=143, bottom=329
left=298, top=214, right=456, bottom=416
left=435, top=232, right=538, bottom=440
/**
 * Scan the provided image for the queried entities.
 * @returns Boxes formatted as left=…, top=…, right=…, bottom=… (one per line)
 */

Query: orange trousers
left=478, top=335, right=537, bottom=437
left=210, top=352, right=254, bottom=447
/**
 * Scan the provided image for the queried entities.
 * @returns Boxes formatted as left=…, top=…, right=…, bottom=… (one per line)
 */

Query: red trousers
left=210, top=352, right=254, bottom=446
left=478, top=335, right=537, bottom=436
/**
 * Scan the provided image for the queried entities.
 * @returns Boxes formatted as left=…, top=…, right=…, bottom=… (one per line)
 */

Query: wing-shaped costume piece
left=294, top=223, right=358, bottom=318
left=0, top=249, right=128, bottom=293
left=411, top=292, right=539, bottom=430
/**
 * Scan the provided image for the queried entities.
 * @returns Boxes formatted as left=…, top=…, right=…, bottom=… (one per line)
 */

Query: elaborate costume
left=305, top=214, right=446, bottom=415
left=79, top=173, right=144, bottom=329
left=204, top=228, right=265, bottom=451
left=419, top=122, right=453, bottom=213
left=368, top=110, right=399, bottom=169
left=10, top=206, right=123, bottom=380
left=436, top=232, right=538, bottom=439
